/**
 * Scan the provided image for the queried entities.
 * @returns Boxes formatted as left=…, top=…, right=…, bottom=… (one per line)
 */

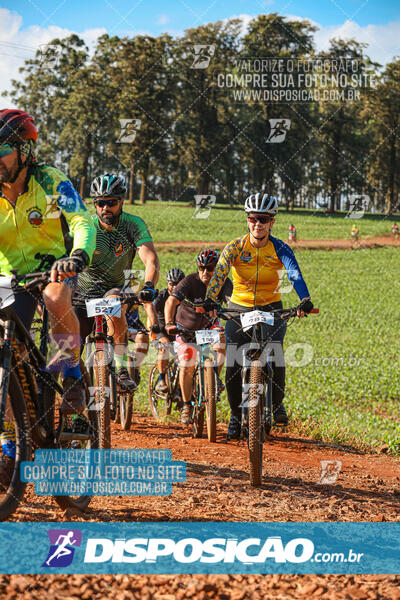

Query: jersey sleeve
left=172, top=276, right=190, bottom=302
left=55, top=177, right=96, bottom=263
left=271, top=237, right=310, bottom=300
left=127, top=215, right=153, bottom=247
left=207, top=239, right=241, bottom=303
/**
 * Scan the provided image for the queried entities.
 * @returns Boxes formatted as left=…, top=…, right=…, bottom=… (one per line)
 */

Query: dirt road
left=6, top=414, right=400, bottom=599
left=157, top=235, right=400, bottom=252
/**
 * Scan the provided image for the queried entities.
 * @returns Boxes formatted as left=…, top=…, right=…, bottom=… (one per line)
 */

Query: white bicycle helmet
left=244, top=193, right=278, bottom=215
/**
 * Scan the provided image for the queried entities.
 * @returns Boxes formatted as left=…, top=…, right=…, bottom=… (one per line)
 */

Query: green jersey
left=75, top=212, right=152, bottom=300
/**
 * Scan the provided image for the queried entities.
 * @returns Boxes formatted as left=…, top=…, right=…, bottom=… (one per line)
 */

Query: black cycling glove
left=299, top=299, right=313, bottom=314
left=138, top=281, right=156, bottom=302
left=203, top=297, right=220, bottom=312
left=51, top=250, right=89, bottom=275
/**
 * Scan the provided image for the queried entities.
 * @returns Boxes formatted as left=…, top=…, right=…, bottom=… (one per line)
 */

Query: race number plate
left=85, top=298, right=122, bottom=318
left=240, top=310, right=274, bottom=331
left=0, top=276, right=15, bottom=308
left=195, top=329, right=220, bottom=345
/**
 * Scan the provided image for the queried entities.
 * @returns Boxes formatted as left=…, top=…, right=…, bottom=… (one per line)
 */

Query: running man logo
left=345, top=195, right=370, bottom=219
left=42, top=529, right=82, bottom=567
left=117, top=119, right=142, bottom=143
left=193, top=195, right=216, bottom=219
left=266, top=119, right=291, bottom=143
left=191, top=45, right=215, bottom=69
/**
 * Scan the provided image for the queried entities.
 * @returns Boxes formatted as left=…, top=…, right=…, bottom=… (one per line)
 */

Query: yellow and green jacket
left=0, top=164, right=96, bottom=276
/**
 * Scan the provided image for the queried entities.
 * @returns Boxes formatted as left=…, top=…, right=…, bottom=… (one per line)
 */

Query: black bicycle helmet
left=196, top=249, right=220, bottom=267
left=166, top=268, right=185, bottom=285
left=90, top=173, right=127, bottom=198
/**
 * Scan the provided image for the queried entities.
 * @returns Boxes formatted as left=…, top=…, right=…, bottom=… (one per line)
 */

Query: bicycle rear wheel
left=248, top=360, right=264, bottom=487
left=204, top=360, right=217, bottom=443
left=0, top=371, right=32, bottom=521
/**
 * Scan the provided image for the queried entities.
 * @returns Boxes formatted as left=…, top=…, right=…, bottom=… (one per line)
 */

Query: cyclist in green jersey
left=74, top=174, right=159, bottom=390
left=0, top=109, right=96, bottom=487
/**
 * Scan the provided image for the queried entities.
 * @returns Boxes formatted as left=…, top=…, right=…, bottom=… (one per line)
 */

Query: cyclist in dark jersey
left=74, top=173, right=159, bottom=390
left=165, top=250, right=232, bottom=424
left=152, top=267, right=185, bottom=393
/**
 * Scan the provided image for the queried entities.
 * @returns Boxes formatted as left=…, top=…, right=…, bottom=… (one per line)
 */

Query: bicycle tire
left=204, top=360, right=217, bottom=443
left=191, top=369, right=204, bottom=438
left=109, top=368, right=119, bottom=424
left=148, top=365, right=172, bottom=420
left=0, top=371, right=32, bottom=521
left=92, top=349, right=111, bottom=449
left=120, top=363, right=134, bottom=431
left=248, top=360, right=264, bottom=487
left=54, top=363, right=99, bottom=512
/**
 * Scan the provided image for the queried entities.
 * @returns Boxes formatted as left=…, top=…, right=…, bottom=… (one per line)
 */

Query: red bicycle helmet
left=196, top=249, right=220, bottom=267
left=0, top=110, right=39, bottom=145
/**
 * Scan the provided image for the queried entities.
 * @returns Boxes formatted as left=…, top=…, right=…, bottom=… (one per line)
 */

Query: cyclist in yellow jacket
left=204, top=193, right=313, bottom=439
left=0, top=109, right=96, bottom=486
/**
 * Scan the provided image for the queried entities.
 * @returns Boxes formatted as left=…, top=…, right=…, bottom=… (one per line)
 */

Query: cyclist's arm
left=272, top=238, right=310, bottom=301
left=206, top=239, right=241, bottom=302
left=137, top=241, right=160, bottom=287
left=165, top=295, right=180, bottom=325
left=56, top=179, right=96, bottom=264
left=142, top=301, right=157, bottom=327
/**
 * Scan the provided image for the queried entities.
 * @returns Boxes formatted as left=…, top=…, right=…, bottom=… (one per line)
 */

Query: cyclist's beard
left=0, top=161, right=12, bottom=184
left=99, top=208, right=122, bottom=226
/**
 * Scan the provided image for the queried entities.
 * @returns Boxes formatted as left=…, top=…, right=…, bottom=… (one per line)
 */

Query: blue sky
left=8, top=0, right=400, bottom=35
left=1, top=1, right=400, bottom=99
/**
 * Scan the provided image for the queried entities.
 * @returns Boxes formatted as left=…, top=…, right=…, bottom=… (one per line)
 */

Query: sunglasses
left=95, top=198, right=121, bottom=208
left=0, top=144, right=14, bottom=159
left=247, top=215, right=272, bottom=225
left=198, top=265, right=215, bottom=272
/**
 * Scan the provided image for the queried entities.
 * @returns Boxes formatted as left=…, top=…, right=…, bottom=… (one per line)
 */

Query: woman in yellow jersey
left=205, top=193, right=313, bottom=439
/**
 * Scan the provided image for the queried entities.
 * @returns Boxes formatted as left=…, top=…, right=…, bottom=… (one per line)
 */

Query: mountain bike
left=148, top=339, right=183, bottom=420
left=83, top=292, right=143, bottom=442
left=176, top=325, right=221, bottom=442
left=0, top=271, right=98, bottom=520
left=218, top=304, right=318, bottom=486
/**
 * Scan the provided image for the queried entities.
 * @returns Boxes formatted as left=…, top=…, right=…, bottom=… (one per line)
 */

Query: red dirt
left=6, top=414, right=400, bottom=598
left=157, top=235, right=400, bottom=251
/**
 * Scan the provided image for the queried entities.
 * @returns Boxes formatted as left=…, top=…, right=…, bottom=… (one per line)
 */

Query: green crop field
left=116, top=201, right=394, bottom=243
left=131, top=246, right=400, bottom=454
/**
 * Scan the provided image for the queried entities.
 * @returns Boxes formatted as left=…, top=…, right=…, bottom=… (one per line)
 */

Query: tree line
left=5, top=13, right=400, bottom=213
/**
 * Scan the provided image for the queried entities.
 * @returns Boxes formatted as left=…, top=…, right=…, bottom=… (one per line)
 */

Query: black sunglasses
left=95, top=198, right=121, bottom=208
left=247, top=215, right=271, bottom=224
left=198, top=265, right=215, bottom=272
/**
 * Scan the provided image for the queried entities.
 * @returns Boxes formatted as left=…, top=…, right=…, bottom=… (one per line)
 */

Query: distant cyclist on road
left=73, top=173, right=159, bottom=391
left=204, top=193, right=313, bottom=439
left=152, top=267, right=185, bottom=394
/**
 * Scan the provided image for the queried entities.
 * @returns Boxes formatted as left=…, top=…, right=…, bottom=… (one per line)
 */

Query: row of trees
left=5, top=14, right=400, bottom=213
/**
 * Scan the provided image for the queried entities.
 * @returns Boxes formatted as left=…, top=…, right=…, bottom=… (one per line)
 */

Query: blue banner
left=0, top=522, right=398, bottom=574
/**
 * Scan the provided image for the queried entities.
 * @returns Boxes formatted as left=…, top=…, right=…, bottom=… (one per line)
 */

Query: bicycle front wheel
left=92, top=349, right=111, bottom=449
left=190, top=368, right=204, bottom=438
left=53, top=363, right=99, bottom=512
left=0, top=371, right=32, bottom=521
left=148, top=365, right=172, bottom=420
left=248, top=360, right=264, bottom=487
left=204, top=360, right=217, bottom=443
